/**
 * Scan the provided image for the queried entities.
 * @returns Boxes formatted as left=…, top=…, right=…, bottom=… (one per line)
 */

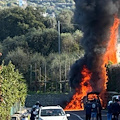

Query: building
left=18, top=0, right=27, bottom=8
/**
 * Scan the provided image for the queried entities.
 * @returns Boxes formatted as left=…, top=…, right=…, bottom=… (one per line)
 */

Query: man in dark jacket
left=97, top=100, right=102, bottom=120
left=107, top=101, right=113, bottom=120
left=30, top=101, right=42, bottom=120
left=111, top=98, right=120, bottom=120
left=91, top=99, right=98, bottom=120
left=30, top=106, right=36, bottom=120
left=85, top=100, right=92, bottom=120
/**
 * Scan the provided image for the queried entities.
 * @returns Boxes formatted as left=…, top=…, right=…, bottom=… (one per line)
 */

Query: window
left=41, top=109, right=65, bottom=116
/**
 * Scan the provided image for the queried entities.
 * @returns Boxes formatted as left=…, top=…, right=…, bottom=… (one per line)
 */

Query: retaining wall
left=25, top=93, right=73, bottom=108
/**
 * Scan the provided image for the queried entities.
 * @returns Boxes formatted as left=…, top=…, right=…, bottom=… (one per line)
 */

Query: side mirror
left=66, top=114, right=70, bottom=117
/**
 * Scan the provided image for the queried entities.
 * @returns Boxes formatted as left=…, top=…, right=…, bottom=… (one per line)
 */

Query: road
left=65, top=110, right=108, bottom=120
left=28, top=108, right=120, bottom=120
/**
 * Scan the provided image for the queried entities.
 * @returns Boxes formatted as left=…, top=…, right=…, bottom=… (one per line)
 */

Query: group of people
left=85, top=98, right=102, bottom=120
left=107, top=98, right=120, bottom=120
left=30, top=101, right=42, bottom=120
left=85, top=98, right=120, bottom=120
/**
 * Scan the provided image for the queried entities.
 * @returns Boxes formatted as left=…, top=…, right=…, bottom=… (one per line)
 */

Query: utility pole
left=58, top=21, right=61, bottom=54
left=30, top=65, right=32, bottom=88
left=58, top=21, right=62, bottom=92
left=44, top=63, right=47, bottom=92
left=39, top=67, right=41, bottom=91
left=39, top=67, right=41, bottom=82
left=64, top=58, right=67, bottom=92
left=59, top=61, right=62, bottom=93
left=35, top=63, right=37, bottom=91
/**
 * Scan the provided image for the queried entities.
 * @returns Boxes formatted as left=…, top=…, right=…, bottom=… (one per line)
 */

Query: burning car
left=83, top=92, right=102, bottom=108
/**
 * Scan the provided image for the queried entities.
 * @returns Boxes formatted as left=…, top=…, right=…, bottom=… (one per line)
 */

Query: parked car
left=36, top=105, right=70, bottom=120
left=112, top=95, right=120, bottom=104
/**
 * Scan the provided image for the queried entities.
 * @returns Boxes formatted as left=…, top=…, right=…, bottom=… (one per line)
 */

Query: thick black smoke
left=69, top=0, right=120, bottom=92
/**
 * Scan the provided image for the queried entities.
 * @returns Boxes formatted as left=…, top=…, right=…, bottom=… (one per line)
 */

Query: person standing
left=91, top=99, right=98, bottom=120
left=111, top=98, right=120, bottom=120
left=30, top=101, right=42, bottom=120
left=107, top=101, right=113, bottom=120
left=85, top=100, right=92, bottom=120
left=97, top=100, right=102, bottom=120
left=30, top=106, right=37, bottom=120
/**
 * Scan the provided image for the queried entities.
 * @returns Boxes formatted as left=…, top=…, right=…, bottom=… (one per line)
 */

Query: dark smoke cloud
left=70, top=0, right=120, bottom=92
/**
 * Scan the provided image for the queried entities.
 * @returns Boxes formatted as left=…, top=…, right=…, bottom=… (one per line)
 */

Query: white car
left=36, top=105, right=70, bottom=120
left=112, top=95, right=120, bottom=104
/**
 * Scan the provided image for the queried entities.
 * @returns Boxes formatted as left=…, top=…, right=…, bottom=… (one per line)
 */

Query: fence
left=28, top=62, right=72, bottom=93
left=10, top=102, right=22, bottom=116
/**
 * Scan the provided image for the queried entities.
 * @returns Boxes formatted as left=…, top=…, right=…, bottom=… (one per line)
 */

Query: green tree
left=29, top=53, right=46, bottom=91
left=61, top=33, right=79, bottom=53
left=2, top=35, right=28, bottom=59
left=0, top=61, right=27, bottom=120
left=27, top=28, right=58, bottom=55
left=4, top=47, right=29, bottom=74
left=73, top=30, right=83, bottom=44
left=0, top=7, right=45, bottom=41
left=56, top=9, right=74, bottom=33
left=46, top=53, right=82, bottom=92
left=44, top=17, right=57, bottom=29
left=4, top=48, right=47, bottom=91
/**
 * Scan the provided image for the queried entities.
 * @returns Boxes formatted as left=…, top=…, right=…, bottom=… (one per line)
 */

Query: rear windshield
left=40, top=109, right=65, bottom=116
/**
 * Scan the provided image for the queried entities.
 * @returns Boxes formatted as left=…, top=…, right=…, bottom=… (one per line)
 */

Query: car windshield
left=41, top=109, right=65, bottom=116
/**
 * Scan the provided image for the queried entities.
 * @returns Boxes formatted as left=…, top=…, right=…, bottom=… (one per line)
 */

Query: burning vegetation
left=64, top=0, right=120, bottom=110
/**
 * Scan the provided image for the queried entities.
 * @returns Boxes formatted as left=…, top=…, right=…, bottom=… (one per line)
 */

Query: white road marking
left=70, top=113, right=84, bottom=120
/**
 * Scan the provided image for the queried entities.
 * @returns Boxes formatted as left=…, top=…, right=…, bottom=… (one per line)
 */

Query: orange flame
left=64, top=65, right=92, bottom=110
left=87, top=94, right=98, bottom=101
left=65, top=16, right=120, bottom=111
left=103, top=16, right=120, bottom=90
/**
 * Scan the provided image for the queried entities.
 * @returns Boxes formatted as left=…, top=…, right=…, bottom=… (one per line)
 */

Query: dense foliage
left=106, top=63, right=120, bottom=92
left=0, top=61, right=27, bottom=120
left=0, top=6, right=84, bottom=93
left=0, top=0, right=119, bottom=97
left=0, top=7, right=45, bottom=41
left=0, top=0, right=75, bottom=15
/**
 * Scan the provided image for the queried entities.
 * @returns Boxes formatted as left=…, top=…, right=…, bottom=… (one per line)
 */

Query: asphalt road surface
left=65, top=110, right=109, bottom=120
left=28, top=108, right=120, bottom=120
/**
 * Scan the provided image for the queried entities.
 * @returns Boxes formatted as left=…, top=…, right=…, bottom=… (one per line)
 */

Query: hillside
left=0, top=0, right=75, bottom=10
left=0, top=0, right=75, bottom=17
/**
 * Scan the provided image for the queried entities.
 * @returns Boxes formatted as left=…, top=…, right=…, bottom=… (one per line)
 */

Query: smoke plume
left=69, top=0, right=120, bottom=92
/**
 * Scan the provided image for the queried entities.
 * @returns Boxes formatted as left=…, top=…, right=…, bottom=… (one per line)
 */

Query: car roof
left=112, top=95, right=120, bottom=97
left=87, top=92, right=100, bottom=96
left=40, top=106, right=62, bottom=110
left=112, top=95, right=120, bottom=99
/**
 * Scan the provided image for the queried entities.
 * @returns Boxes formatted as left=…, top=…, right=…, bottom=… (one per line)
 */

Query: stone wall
left=25, top=93, right=73, bottom=108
